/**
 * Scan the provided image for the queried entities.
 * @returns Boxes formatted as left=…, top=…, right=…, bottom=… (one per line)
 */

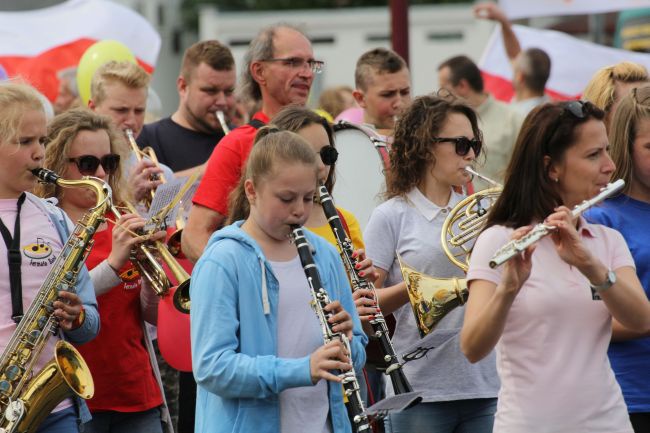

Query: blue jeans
left=385, top=398, right=497, bottom=433
left=37, top=406, right=78, bottom=433
left=83, top=407, right=163, bottom=433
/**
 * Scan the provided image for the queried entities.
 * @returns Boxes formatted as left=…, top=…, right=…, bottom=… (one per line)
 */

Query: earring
left=552, top=177, right=559, bottom=183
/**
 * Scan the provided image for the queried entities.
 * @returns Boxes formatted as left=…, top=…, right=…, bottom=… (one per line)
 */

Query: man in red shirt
left=182, top=24, right=322, bottom=262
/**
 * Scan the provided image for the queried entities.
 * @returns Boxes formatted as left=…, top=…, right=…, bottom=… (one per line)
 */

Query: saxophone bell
left=0, top=168, right=108, bottom=433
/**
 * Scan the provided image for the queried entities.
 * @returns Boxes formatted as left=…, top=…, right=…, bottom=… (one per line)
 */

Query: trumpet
left=110, top=202, right=171, bottom=296
left=125, top=128, right=188, bottom=257
left=489, top=179, right=625, bottom=268
left=125, top=128, right=165, bottom=208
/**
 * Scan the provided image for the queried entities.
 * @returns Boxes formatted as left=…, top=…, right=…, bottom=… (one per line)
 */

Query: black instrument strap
left=248, top=118, right=266, bottom=130
left=0, top=193, right=27, bottom=323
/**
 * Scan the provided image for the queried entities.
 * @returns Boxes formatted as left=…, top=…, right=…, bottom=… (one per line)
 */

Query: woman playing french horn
left=461, top=100, right=650, bottom=433
left=363, top=93, right=499, bottom=433
left=36, top=108, right=173, bottom=433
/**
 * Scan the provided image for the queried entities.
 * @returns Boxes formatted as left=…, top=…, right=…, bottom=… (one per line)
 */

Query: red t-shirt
left=75, top=223, right=163, bottom=412
left=192, top=111, right=270, bottom=215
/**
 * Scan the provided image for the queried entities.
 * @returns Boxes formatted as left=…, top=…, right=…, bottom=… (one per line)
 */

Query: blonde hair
left=319, top=85, right=354, bottom=119
left=35, top=108, right=129, bottom=205
left=583, top=62, right=649, bottom=113
left=0, top=81, right=44, bottom=146
left=608, top=84, right=650, bottom=195
left=90, top=60, right=150, bottom=106
left=227, top=127, right=318, bottom=224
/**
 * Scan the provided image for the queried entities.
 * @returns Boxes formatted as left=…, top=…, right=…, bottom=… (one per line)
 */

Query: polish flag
left=479, top=24, right=650, bottom=102
left=0, top=0, right=160, bottom=101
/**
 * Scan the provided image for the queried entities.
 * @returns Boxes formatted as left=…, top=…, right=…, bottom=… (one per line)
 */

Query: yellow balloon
left=76, top=40, right=136, bottom=105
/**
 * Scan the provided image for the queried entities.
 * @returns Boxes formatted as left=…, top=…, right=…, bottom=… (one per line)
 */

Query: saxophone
left=317, top=184, right=415, bottom=395
left=289, top=226, right=370, bottom=433
left=0, top=168, right=111, bottom=433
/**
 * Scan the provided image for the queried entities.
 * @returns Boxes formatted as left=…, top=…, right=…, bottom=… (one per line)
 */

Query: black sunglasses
left=318, top=145, right=338, bottom=166
left=563, top=100, right=588, bottom=119
left=68, top=154, right=120, bottom=176
left=432, top=136, right=482, bottom=157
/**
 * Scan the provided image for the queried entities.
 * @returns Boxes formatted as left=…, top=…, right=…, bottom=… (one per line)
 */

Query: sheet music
left=145, top=177, right=199, bottom=231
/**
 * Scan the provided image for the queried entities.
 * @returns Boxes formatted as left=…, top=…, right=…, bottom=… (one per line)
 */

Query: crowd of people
left=1, top=2, right=650, bottom=433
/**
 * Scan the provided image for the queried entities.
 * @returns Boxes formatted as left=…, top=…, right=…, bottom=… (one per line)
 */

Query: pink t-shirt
left=467, top=218, right=634, bottom=433
left=0, top=198, right=73, bottom=412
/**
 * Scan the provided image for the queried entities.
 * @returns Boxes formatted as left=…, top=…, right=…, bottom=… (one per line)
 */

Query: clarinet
left=318, top=184, right=413, bottom=394
left=490, top=179, right=625, bottom=268
left=290, top=226, right=371, bottom=433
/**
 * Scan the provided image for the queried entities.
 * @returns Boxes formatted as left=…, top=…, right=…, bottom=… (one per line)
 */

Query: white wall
left=198, top=4, right=496, bottom=101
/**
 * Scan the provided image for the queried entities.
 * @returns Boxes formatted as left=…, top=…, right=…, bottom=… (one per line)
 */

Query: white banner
left=499, top=0, right=650, bottom=20
left=479, top=24, right=650, bottom=100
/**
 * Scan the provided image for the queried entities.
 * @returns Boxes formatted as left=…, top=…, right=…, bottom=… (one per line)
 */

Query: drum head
left=332, top=123, right=389, bottom=230
left=158, top=288, right=192, bottom=372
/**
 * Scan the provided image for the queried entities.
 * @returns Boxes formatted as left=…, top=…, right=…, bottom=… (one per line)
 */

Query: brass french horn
left=399, top=167, right=502, bottom=336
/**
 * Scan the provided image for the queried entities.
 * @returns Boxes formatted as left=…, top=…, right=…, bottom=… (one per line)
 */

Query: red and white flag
left=479, top=24, right=650, bottom=102
left=0, top=0, right=160, bottom=101
left=499, top=0, right=650, bottom=20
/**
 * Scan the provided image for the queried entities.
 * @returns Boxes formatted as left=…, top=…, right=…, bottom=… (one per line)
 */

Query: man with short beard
left=137, top=40, right=236, bottom=177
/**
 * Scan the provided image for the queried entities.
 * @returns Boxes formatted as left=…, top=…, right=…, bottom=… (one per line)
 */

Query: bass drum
left=331, top=121, right=390, bottom=231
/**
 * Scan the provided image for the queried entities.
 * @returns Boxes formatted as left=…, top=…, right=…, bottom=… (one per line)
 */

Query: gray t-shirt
left=363, top=187, right=499, bottom=402
left=271, top=256, right=332, bottom=433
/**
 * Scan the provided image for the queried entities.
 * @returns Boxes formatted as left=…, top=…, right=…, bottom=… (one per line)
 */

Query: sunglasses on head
left=432, top=136, right=482, bottom=157
left=68, top=154, right=120, bottom=176
left=318, top=145, right=338, bottom=166
left=563, top=100, right=588, bottom=119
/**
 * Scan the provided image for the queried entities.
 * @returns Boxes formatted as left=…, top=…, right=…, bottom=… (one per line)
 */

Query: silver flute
left=215, top=110, right=230, bottom=135
left=489, top=179, right=625, bottom=268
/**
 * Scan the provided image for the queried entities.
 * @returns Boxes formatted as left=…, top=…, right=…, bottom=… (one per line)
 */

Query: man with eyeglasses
left=183, top=24, right=321, bottom=262
left=437, top=55, right=523, bottom=186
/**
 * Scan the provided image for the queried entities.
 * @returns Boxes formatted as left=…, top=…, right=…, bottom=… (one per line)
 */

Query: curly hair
left=386, top=93, right=482, bottom=199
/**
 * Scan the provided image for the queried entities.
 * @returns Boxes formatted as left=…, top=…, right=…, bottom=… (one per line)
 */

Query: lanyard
left=0, top=193, right=27, bottom=323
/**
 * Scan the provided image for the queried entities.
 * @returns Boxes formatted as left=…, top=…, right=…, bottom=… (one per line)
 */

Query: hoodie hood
left=206, top=221, right=272, bottom=314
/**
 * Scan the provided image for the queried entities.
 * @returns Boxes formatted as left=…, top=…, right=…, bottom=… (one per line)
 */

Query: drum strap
left=248, top=119, right=266, bottom=130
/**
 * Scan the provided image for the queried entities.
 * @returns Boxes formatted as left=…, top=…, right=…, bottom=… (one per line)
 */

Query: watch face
left=607, top=270, right=617, bottom=286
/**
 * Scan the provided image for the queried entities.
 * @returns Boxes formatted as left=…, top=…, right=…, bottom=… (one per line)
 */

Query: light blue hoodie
left=190, top=221, right=368, bottom=433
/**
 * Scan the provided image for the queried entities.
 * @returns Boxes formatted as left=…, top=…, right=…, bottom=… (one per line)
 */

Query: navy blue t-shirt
left=586, top=194, right=650, bottom=413
left=137, top=117, right=225, bottom=172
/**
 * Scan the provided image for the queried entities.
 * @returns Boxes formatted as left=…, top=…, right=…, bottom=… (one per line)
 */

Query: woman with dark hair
left=461, top=100, right=650, bottom=433
left=363, top=94, right=499, bottom=433
left=587, top=85, right=650, bottom=432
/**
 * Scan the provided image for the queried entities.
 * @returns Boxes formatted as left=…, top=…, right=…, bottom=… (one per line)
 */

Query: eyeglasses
left=68, top=154, right=120, bottom=176
left=432, top=136, right=482, bottom=157
left=263, top=57, right=324, bottom=74
left=318, top=145, right=338, bottom=165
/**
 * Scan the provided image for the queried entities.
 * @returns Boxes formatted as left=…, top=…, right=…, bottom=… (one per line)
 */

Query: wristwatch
left=590, top=269, right=616, bottom=292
